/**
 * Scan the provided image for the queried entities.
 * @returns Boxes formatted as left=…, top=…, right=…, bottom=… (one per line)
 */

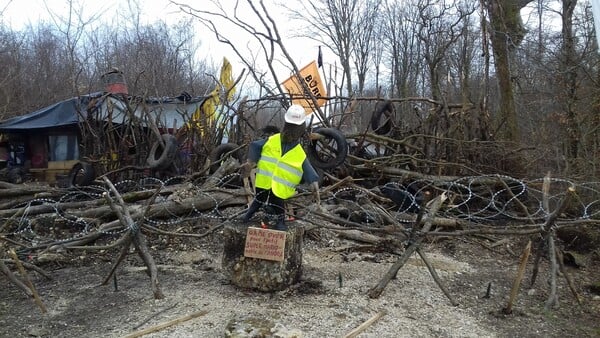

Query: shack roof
left=0, top=92, right=209, bottom=132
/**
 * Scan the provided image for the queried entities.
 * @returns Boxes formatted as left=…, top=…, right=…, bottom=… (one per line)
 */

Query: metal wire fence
left=2, top=174, right=599, bottom=246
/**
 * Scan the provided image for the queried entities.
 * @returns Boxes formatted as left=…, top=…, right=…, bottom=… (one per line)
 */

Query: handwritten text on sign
left=244, top=227, right=287, bottom=262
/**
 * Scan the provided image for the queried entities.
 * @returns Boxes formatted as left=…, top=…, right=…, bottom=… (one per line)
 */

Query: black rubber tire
left=306, top=128, right=348, bottom=169
left=147, top=134, right=178, bottom=170
left=8, top=167, right=24, bottom=184
left=209, top=143, right=242, bottom=174
left=370, top=100, right=394, bottom=135
left=68, top=162, right=96, bottom=187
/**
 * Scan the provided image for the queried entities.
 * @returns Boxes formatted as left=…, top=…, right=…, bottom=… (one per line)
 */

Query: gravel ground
left=1, top=225, right=598, bottom=338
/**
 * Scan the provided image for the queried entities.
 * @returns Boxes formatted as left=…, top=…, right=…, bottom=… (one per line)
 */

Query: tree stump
left=222, top=222, right=304, bottom=292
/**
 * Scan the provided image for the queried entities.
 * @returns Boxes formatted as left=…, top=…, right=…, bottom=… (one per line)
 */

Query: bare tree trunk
left=485, top=0, right=532, bottom=142
left=561, top=0, right=580, bottom=174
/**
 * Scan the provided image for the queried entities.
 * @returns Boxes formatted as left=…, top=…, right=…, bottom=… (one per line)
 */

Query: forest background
left=0, top=0, right=599, bottom=180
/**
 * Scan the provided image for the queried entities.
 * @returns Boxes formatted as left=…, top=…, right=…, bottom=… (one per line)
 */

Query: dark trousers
left=243, top=188, right=285, bottom=221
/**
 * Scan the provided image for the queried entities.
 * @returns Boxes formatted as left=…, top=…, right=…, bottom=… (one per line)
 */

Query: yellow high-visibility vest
left=255, top=133, right=306, bottom=199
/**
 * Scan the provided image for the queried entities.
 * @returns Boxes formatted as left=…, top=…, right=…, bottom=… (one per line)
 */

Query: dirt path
left=1, top=228, right=598, bottom=337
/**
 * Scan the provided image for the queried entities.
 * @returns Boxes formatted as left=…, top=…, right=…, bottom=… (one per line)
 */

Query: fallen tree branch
left=123, top=309, right=209, bottom=338
left=0, top=258, right=33, bottom=297
left=101, top=176, right=164, bottom=299
left=8, top=248, right=46, bottom=313
left=368, top=192, right=447, bottom=299
left=343, top=310, right=386, bottom=338
left=1, top=258, right=53, bottom=279
left=132, top=302, right=179, bottom=330
left=416, top=247, right=458, bottom=306
left=554, top=246, right=582, bottom=305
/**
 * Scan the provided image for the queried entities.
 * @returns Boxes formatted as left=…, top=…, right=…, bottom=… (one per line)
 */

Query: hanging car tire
left=68, top=162, right=96, bottom=187
left=209, top=143, right=243, bottom=174
left=370, top=100, right=394, bottom=135
left=8, top=167, right=24, bottom=184
left=306, top=127, right=348, bottom=169
left=147, top=134, right=178, bottom=170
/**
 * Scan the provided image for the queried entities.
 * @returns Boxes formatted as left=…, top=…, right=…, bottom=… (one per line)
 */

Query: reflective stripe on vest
left=255, top=133, right=306, bottom=199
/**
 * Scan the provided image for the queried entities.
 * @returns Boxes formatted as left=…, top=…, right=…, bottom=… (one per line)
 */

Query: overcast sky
left=1, top=0, right=185, bottom=28
left=0, top=0, right=325, bottom=82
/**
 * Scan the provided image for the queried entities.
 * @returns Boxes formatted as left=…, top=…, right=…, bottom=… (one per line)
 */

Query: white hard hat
left=284, top=105, right=306, bottom=125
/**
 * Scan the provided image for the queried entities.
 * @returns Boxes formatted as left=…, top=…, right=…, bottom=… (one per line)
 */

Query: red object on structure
left=106, top=82, right=128, bottom=95
left=101, top=69, right=128, bottom=95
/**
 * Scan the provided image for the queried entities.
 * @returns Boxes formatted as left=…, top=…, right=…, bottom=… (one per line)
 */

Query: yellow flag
left=192, top=57, right=236, bottom=131
left=281, top=60, right=327, bottom=113
left=219, top=58, right=235, bottom=101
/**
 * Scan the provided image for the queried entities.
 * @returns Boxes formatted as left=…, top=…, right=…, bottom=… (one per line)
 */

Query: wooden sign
left=244, top=227, right=287, bottom=262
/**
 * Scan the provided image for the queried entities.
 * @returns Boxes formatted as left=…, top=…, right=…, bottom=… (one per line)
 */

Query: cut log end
left=221, top=221, right=305, bottom=292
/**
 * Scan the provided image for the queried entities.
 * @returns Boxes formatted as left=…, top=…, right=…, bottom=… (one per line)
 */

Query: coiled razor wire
left=2, top=174, right=234, bottom=245
left=2, top=174, right=600, bottom=244
left=2, top=197, right=92, bottom=244
left=325, top=187, right=388, bottom=224
left=307, top=175, right=600, bottom=225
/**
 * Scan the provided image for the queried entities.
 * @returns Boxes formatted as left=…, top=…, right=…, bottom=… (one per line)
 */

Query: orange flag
left=281, top=61, right=327, bottom=113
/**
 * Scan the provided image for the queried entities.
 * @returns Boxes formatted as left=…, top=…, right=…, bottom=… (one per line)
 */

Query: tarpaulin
left=0, top=94, right=100, bottom=131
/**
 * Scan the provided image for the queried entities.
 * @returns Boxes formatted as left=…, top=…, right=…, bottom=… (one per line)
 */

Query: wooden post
left=503, top=240, right=532, bottom=314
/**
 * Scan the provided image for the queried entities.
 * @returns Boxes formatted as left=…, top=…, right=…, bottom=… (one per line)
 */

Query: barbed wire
left=1, top=174, right=599, bottom=246
left=300, top=175, right=600, bottom=225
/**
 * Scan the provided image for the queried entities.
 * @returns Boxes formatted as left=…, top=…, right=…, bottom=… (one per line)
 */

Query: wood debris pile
left=1, top=150, right=599, bottom=312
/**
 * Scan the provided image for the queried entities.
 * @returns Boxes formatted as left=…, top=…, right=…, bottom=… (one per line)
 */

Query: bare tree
left=3, top=0, right=600, bottom=179
left=351, top=0, right=383, bottom=95
left=0, top=0, right=216, bottom=120
left=579, top=2, right=600, bottom=177
left=0, top=25, right=25, bottom=118
left=101, top=20, right=210, bottom=97
left=291, top=0, right=383, bottom=132
left=370, top=12, right=386, bottom=95
left=415, top=0, right=476, bottom=102
left=43, top=0, right=103, bottom=94
left=289, top=0, right=369, bottom=96
left=381, top=0, right=423, bottom=98
left=484, top=0, right=533, bottom=142
left=448, top=3, right=491, bottom=140
left=175, top=1, right=291, bottom=98
left=559, top=0, right=580, bottom=172
left=174, top=0, right=332, bottom=127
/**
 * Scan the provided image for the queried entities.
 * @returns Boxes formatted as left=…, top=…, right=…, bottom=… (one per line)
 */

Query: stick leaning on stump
left=368, top=191, right=457, bottom=306
left=100, top=176, right=164, bottom=299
